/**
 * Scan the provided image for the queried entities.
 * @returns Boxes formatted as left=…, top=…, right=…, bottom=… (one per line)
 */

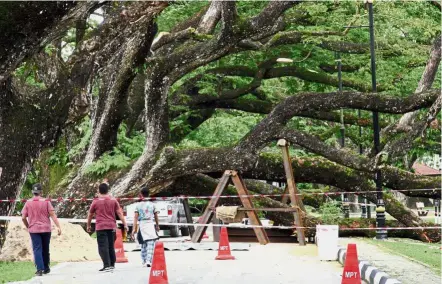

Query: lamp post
left=335, top=51, right=350, bottom=218
left=367, top=0, right=387, bottom=240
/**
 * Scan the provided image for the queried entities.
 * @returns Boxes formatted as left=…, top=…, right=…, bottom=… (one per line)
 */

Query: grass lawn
left=0, top=261, right=59, bottom=283
left=367, top=238, right=441, bottom=274
left=0, top=261, right=36, bottom=283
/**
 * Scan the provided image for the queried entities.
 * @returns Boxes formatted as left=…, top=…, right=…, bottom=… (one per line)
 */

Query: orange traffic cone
left=149, top=241, right=169, bottom=284
left=115, top=228, right=128, bottom=263
left=341, top=243, right=361, bottom=284
left=215, top=227, right=235, bottom=260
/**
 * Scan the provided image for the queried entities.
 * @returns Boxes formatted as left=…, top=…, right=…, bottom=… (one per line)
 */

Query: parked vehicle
left=124, top=197, right=190, bottom=238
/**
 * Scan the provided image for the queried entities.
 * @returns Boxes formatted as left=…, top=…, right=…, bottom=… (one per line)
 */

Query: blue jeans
left=30, top=232, right=51, bottom=271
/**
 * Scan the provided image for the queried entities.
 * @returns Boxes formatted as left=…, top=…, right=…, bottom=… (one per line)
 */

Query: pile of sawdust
left=0, top=221, right=100, bottom=262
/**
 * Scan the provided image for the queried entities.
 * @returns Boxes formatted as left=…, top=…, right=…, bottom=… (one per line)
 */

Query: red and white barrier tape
left=0, top=216, right=440, bottom=231
left=0, top=188, right=439, bottom=203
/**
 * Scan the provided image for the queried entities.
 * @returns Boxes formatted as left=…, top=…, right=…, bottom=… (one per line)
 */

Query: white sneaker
left=142, top=262, right=146, bottom=267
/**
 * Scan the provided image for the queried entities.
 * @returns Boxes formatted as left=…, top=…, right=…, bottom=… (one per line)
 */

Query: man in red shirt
left=21, top=183, right=62, bottom=276
left=87, top=183, right=128, bottom=272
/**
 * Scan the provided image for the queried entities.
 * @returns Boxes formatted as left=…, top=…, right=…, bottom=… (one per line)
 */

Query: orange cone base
left=116, top=256, right=128, bottom=263
left=114, top=229, right=128, bottom=263
left=215, top=255, right=235, bottom=260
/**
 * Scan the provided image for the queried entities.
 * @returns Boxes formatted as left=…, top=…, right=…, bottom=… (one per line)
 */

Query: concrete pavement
left=16, top=242, right=344, bottom=284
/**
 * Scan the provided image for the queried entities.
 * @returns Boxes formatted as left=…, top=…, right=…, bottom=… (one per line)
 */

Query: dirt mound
left=0, top=222, right=100, bottom=262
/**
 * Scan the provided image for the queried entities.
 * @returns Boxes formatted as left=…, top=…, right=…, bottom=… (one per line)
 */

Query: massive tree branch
left=219, top=1, right=237, bottom=38
left=236, top=89, right=440, bottom=155
left=82, top=11, right=160, bottom=165
left=248, top=1, right=298, bottom=35
left=183, top=64, right=381, bottom=93
left=280, top=129, right=373, bottom=172
left=187, top=97, right=389, bottom=128
left=106, top=147, right=439, bottom=235
left=110, top=1, right=300, bottom=195
left=380, top=35, right=441, bottom=159
left=197, top=1, right=222, bottom=34
left=0, top=2, right=100, bottom=83
left=0, top=54, right=94, bottom=218
left=395, top=35, right=441, bottom=131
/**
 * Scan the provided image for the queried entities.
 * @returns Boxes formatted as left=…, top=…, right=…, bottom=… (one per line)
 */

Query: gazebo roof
left=412, top=162, right=441, bottom=176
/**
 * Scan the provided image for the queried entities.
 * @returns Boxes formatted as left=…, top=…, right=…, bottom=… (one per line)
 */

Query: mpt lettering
left=152, top=270, right=164, bottom=277
left=345, top=272, right=358, bottom=278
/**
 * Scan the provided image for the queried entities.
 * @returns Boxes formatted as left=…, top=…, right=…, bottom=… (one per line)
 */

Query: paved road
left=17, top=242, right=344, bottom=284
left=340, top=238, right=441, bottom=284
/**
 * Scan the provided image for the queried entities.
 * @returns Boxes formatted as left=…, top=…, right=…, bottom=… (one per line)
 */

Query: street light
left=335, top=51, right=350, bottom=218
left=367, top=0, right=387, bottom=240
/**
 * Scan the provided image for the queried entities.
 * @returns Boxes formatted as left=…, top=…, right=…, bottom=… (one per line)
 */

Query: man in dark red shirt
left=21, top=183, right=62, bottom=276
left=87, top=183, right=128, bottom=272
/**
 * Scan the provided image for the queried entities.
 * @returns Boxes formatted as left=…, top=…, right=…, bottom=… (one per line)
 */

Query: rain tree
left=0, top=1, right=440, bottom=245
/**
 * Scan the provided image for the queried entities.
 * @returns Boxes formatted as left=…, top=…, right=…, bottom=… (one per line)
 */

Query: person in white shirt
left=131, top=187, right=160, bottom=267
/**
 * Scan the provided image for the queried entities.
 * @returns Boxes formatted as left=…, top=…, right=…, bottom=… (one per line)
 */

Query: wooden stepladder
left=191, top=170, right=270, bottom=245
left=277, top=139, right=306, bottom=246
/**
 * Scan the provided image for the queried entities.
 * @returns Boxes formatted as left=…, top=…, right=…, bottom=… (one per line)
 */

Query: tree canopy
left=0, top=1, right=440, bottom=244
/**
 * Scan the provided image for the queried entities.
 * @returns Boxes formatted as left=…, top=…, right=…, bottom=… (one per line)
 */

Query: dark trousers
left=30, top=232, right=51, bottom=271
left=96, top=229, right=116, bottom=267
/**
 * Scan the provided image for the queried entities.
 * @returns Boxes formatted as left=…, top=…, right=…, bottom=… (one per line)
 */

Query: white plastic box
left=316, top=225, right=339, bottom=261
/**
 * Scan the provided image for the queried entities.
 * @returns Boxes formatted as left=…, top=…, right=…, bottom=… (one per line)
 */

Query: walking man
left=21, top=183, right=62, bottom=276
left=131, top=187, right=160, bottom=267
left=87, top=183, right=128, bottom=272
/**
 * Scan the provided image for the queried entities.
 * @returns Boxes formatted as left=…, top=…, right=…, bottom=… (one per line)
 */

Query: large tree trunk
left=82, top=18, right=159, bottom=165
left=0, top=58, right=93, bottom=246
left=111, top=73, right=171, bottom=196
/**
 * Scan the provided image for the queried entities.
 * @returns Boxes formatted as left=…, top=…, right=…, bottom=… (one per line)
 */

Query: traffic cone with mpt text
left=341, top=243, right=361, bottom=284
left=115, top=228, right=128, bottom=263
left=149, top=241, right=169, bottom=284
left=215, top=227, right=235, bottom=260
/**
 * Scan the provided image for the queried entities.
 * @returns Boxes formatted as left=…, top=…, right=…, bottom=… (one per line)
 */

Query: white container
left=316, top=225, right=339, bottom=261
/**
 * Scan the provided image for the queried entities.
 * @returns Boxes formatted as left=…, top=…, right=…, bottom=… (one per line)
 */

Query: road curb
left=337, top=247, right=402, bottom=284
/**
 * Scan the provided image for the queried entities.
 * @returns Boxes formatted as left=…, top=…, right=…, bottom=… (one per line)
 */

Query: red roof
left=412, top=162, right=441, bottom=176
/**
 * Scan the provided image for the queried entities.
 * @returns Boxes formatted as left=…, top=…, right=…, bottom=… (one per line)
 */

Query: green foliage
left=67, top=117, right=93, bottom=161
left=84, top=151, right=131, bottom=176
left=318, top=200, right=342, bottom=225
left=116, top=124, right=145, bottom=159
left=15, top=171, right=39, bottom=214
left=47, top=146, right=69, bottom=167
left=367, top=238, right=441, bottom=274
left=13, top=62, right=46, bottom=89
left=20, top=1, right=441, bottom=192
left=0, top=262, right=40, bottom=283
left=84, top=124, right=145, bottom=177
left=156, top=1, right=208, bottom=32
left=179, top=110, right=263, bottom=148
left=188, top=198, right=208, bottom=214
left=164, top=1, right=440, bottom=163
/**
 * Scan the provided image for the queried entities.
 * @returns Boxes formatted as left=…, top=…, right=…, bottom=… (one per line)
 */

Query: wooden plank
left=191, top=170, right=231, bottom=243
left=212, top=216, right=221, bottom=242
left=181, top=198, right=195, bottom=237
left=231, top=171, right=270, bottom=245
left=281, top=185, right=289, bottom=204
left=278, top=139, right=306, bottom=246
